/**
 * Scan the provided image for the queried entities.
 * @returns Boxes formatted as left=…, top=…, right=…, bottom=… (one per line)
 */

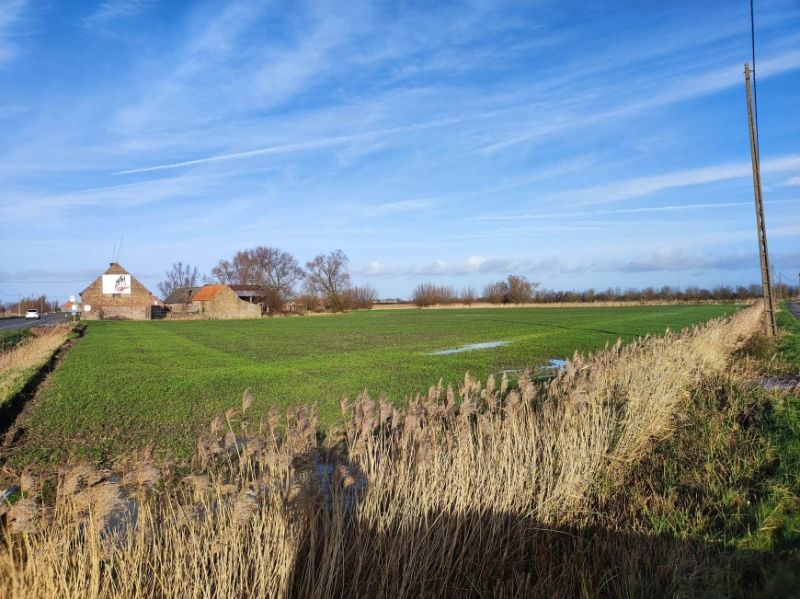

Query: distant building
left=164, top=284, right=262, bottom=319
left=229, top=285, right=267, bottom=305
left=60, top=299, right=81, bottom=313
left=80, top=263, right=160, bottom=320
left=163, top=287, right=201, bottom=315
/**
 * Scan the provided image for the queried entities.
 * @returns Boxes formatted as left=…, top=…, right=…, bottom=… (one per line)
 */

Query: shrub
left=411, top=283, right=456, bottom=307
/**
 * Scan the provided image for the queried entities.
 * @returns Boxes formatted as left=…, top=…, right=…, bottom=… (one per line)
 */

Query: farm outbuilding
left=164, top=284, right=263, bottom=319
left=80, top=263, right=161, bottom=320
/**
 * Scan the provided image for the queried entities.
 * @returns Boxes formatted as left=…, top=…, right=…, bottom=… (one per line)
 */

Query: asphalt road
left=0, top=314, right=70, bottom=332
left=789, top=302, right=800, bottom=321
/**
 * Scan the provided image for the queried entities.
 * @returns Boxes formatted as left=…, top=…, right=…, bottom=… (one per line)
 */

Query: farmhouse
left=165, top=284, right=262, bottom=319
left=80, top=262, right=160, bottom=320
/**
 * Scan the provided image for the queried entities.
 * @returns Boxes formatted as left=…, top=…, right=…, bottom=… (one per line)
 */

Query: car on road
left=25, top=309, right=40, bottom=320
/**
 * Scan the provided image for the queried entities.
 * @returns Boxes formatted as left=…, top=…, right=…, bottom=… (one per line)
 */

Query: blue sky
left=0, top=0, right=798, bottom=302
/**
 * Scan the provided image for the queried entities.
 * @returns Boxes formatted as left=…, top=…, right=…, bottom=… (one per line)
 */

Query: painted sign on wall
left=102, top=274, right=131, bottom=295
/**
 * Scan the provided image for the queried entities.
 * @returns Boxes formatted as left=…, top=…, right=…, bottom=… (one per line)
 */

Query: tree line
left=411, top=276, right=798, bottom=307
left=158, top=248, right=377, bottom=314
left=0, top=295, right=60, bottom=316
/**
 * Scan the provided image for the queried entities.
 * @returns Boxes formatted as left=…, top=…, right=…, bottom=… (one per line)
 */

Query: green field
left=9, top=304, right=741, bottom=463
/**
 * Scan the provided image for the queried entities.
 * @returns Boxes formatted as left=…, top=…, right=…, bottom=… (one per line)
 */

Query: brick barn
left=80, top=263, right=160, bottom=320
left=164, top=284, right=262, bottom=319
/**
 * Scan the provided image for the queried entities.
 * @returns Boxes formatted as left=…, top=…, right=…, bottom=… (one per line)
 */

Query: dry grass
left=0, top=326, right=72, bottom=405
left=0, top=305, right=762, bottom=597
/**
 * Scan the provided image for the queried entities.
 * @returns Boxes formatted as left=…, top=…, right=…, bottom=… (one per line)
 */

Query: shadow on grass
left=285, top=501, right=798, bottom=598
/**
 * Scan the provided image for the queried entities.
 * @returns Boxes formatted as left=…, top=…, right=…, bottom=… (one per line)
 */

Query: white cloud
left=0, top=268, right=109, bottom=283
left=615, top=248, right=800, bottom=273
left=350, top=199, right=433, bottom=218
left=481, top=47, right=800, bottom=154
left=113, top=115, right=467, bottom=175
left=356, top=248, right=800, bottom=279
left=474, top=198, right=800, bottom=222
left=0, top=0, right=27, bottom=65
left=553, top=155, right=800, bottom=207
left=0, top=171, right=225, bottom=219
left=83, top=0, right=155, bottom=30
left=354, top=255, right=589, bottom=277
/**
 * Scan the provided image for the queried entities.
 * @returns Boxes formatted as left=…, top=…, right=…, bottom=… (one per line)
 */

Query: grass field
left=9, top=303, right=741, bottom=463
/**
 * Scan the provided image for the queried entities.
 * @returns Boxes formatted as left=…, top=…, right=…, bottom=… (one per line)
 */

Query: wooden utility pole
left=744, top=63, right=777, bottom=336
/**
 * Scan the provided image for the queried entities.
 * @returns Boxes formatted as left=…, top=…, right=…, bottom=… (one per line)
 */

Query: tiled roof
left=192, top=285, right=226, bottom=301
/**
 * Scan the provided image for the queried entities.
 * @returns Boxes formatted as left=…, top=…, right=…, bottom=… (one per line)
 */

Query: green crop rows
left=11, top=304, right=740, bottom=463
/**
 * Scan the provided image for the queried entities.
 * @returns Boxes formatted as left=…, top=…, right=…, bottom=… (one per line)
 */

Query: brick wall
left=80, top=263, right=156, bottom=320
left=195, top=286, right=261, bottom=319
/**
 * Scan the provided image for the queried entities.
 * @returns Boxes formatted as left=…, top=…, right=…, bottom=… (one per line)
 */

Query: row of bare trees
left=533, top=283, right=798, bottom=303
left=410, top=278, right=793, bottom=307
left=159, top=248, right=377, bottom=314
left=0, top=295, right=60, bottom=316
left=411, top=275, right=539, bottom=307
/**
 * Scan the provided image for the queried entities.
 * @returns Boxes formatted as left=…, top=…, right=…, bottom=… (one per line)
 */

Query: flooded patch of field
left=546, top=358, right=567, bottom=369
left=427, top=341, right=509, bottom=356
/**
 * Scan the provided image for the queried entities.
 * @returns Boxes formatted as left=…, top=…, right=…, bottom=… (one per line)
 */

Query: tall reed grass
left=0, top=305, right=762, bottom=597
left=0, top=325, right=72, bottom=405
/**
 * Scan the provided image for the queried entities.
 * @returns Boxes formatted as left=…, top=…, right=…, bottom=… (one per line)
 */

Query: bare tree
left=347, top=285, right=378, bottom=310
left=211, top=251, right=257, bottom=286
left=304, top=250, right=352, bottom=311
left=412, top=283, right=457, bottom=307
left=483, top=275, right=538, bottom=304
left=482, top=281, right=507, bottom=304
left=158, top=262, right=199, bottom=299
left=460, top=286, right=477, bottom=306
left=211, top=246, right=305, bottom=312
left=506, top=275, right=537, bottom=304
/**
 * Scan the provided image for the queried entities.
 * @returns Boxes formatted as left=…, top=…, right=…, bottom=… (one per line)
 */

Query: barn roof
left=229, top=284, right=267, bottom=298
left=192, top=285, right=226, bottom=301
left=163, top=287, right=201, bottom=304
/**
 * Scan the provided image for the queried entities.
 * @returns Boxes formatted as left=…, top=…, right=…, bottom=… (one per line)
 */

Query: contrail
left=114, top=116, right=470, bottom=176
left=114, top=135, right=365, bottom=175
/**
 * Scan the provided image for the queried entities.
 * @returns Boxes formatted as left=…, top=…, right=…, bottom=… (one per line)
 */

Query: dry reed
left=0, top=305, right=762, bottom=597
left=0, top=326, right=72, bottom=403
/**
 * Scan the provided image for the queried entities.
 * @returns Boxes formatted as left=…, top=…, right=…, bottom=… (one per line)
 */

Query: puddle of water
left=757, top=376, right=800, bottom=392
left=428, top=341, right=509, bottom=356
left=495, top=368, right=521, bottom=376
left=545, top=358, right=567, bottom=369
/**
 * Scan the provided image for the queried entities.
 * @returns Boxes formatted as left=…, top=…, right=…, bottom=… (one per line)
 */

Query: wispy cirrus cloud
left=0, top=0, right=27, bottom=65
left=481, top=46, right=800, bottom=154
left=523, top=155, right=800, bottom=208
left=113, top=115, right=472, bottom=175
left=474, top=198, right=800, bottom=222
left=0, top=268, right=110, bottom=284
left=82, top=0, right=155, bottom=30
left=348, top=199, right=433, bottom=218
left=3, top=1, right=800, bottom=300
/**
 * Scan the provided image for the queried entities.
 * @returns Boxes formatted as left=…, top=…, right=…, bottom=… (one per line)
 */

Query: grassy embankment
left=0, top=327, right=73, bottom=408
left=1, top=302, right=785, bottom=597
left=599, top=302, right=800, bottom=595
left=8, top=303, right=739, bottom=463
